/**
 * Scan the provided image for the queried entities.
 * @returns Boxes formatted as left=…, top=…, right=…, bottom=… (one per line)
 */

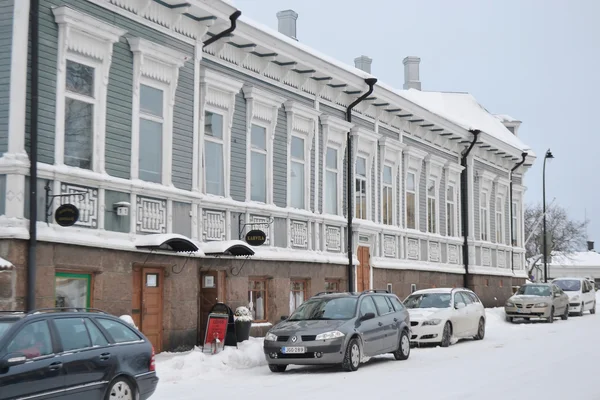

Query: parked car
left=263, top=290, right=411, bottom=372
left=0, top=308, right=158, bottom=400
left=504, top=283, right=569, bottom=323
left=551, top=277, right=596, bottom=316
left=403, top=288, right=486, bottom=347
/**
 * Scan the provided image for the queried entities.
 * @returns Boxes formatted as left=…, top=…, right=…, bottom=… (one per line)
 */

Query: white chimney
left=403, top=56, right=421, bottom=90
left=354, top=55, right=372, bottom=74
left=276, top=10, right=298, bottom=40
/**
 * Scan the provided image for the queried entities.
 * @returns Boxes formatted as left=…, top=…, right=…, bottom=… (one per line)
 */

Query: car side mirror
left=0, top=353, right=27, bottom=369
left=455, top=302, right=466, bottom=310
left=360, top=312, right=375, bottom=321
left=280, top=316, right=288, bottom=321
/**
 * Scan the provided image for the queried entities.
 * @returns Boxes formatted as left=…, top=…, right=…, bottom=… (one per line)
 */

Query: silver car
left=263, top=290, right=411, bottom=372
left=504, top=283, right=569, bottom=323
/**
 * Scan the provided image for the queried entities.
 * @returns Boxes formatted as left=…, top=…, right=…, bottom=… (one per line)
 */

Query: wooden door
left=357, top=246, right=371, bottom=292
left=132, top=267, right=164, bottom=353
left=199, top=270, right=223, bottom=343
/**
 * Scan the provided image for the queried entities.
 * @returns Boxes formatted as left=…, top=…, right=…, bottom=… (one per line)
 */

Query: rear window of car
left=389, top=296, right=405, bottom=311
left=97, top=318, right=142, bottom=343
left=0, top=321, right=15, bottom=340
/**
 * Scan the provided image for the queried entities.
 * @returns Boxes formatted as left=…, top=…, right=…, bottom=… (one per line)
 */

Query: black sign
left=55, top=204, right=79, bottom=227
left=245, top=229, right=266, bottom=246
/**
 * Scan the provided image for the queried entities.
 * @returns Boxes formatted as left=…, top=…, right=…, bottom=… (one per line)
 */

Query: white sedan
left=404, top=288, right=486, bottom=347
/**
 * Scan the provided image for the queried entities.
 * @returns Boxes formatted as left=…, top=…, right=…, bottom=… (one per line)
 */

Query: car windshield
left=553, top=280, right=581, bottom=291
left=516, top=285, right=551, bottom=296
left=403, top=293, right=451, bottom=309
left=287, top=297, right=357, bottom=321
left=0, top=321, right=14, bottom=339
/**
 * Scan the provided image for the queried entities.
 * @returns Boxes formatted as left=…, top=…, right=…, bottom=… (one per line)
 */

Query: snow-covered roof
left=494, top=114, right=521, bottom=123
left=135, top=233, right=200, bottom=253
left=199, top=240, right=255, bottom=256
left=0, top=256, right=14, bottom=270
left=399, top=89, right=532, bottom=154
left=549, top=251, right=600, bottom=267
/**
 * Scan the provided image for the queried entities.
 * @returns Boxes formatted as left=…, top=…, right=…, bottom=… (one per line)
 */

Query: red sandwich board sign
left=203, top=313, right=228, bottom=354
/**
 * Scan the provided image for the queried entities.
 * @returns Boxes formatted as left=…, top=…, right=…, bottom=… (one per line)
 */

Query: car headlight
left=534, top=302, right=549, bottom=308
left=422, top=319, right=442, bottom=326
left=572, top=295, right=580, bottom=301
left=505, top=302, right=514, bottom=307
left=265, top=332, right=277, bottom=341
left=315, top=331, right=345, bottom=340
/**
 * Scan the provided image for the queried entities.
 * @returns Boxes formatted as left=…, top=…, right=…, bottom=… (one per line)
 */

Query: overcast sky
left=232, top=0, right=600, bottom=246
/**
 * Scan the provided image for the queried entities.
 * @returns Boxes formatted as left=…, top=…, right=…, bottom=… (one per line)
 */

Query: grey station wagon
left=263, top=290, right=411, bottom=372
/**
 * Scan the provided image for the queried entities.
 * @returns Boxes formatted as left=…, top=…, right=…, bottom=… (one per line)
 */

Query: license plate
left=282, top=346, right=305, bottom=354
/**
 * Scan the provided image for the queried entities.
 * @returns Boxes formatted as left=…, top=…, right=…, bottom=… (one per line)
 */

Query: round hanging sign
left=55, top=204, right=79, bottom=227
left=245, top=229, right=266, bottom=246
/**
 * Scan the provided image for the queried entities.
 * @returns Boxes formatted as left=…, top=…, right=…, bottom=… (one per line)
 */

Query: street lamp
left=542, top=149, right=554, bottom=282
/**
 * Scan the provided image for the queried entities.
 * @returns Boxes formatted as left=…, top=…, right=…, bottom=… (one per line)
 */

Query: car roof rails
left=360, top=289, right=390, bottom=295
left=26, top=307, right=108, bottom=315
left=314, top=291, right=339, bottom=296
left=0, top=310, right=25, bottom=315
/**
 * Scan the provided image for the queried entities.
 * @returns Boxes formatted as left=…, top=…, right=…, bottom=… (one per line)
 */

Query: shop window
left=248, top=278, right=268, bottom=322
left=290, top=280, right=308, bottom=315
left=325, top=279, right=340, bottom=293
left=55, top=272, right=92, bottom=308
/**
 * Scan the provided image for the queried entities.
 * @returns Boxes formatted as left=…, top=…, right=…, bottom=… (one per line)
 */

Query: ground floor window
left=325, top=279, right=340, bottom=293
left=55, top=272, right=91, bottom=308
left=248, top=279, right=267, bottom=322
left=290, top=280, right=309, bottom=314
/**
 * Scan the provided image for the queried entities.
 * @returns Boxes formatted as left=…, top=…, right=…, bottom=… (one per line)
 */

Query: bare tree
left=524, top=203, right=588, bottom=278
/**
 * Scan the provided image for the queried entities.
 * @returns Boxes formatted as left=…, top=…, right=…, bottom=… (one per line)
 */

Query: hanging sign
left=54, top=204, right=79, bottom=227
left=245, top=229, right=266, bottom=246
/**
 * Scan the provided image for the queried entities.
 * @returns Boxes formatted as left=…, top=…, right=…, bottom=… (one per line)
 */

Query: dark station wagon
left=0, top=308, right=158, bottom=400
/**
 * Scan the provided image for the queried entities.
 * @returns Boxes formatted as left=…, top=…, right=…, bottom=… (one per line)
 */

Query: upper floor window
left=290, top=136, right=306, bottom=209
left=204, top=111, right=225, bottom=196
left=512, top=202, right=519, bottom=246
left=139, top=83, right=165, bottom=183
left=355, top=156, right=368, bottom=219
left=250, top=124, right=268, bottom=202
left=427, top=179, right=437, bottom=233
left=325, top=147, right=339, bottom=214
left=446, top=185, right=456, bottom=237
left=382, top=165, right=393, bottom=225
left=480, top=191, right=489, bottom=241
left=496, top=196, right=504, bottom=244
left=406, top=172, right=417, bottom=229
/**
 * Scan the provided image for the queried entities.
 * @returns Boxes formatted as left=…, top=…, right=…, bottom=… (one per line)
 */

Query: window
left=290, top=280, right=308, bottom=314
left=290, top=136, right=306, bottom=209
left=446, top=185, right=456, bottom=236
left=480, top=191, right=489, bottom=241
left=85, top=318, right=109, bottom=346
left=204, top=111, right=225, bottom=196
left=496, top=196, right=504, bottom=244
left=138, top=84, right=164, bottom=183
left=250, top=125, right=267, bottom=202
left=54, top=317, right=101, bottom=351
left=386, top=283, right=393, bottom=293
left=6, top=321, right=53, bottom=359
left=55, top=272, right=91, bottom=308
left=460, top=292, right=473, bottom=305
left=512, top=202, right=519, bottom=246
left=97, top=318, right=142, bottom=343
left=355, top=156, right=368, bottom=219
left=325, top=147, right=339, bottom=214
left=406, top=172, right=416, bottom=229
left=411, top=283, right=417, bottom=293
left=248, top=279, right=267, bottom=321
left=372, top=296, right=394, bottom=315
left=453, top=292, right=467, bottom=306
left=359, top=296, right=378, bottom=317
left=389, top=296, right=405, bottom=311
left=325, top=279, right=340, bottom=293
left=64, top=61, right=95, bottom=170
left=427, top=179, right=437, bottom=233
left=382, top=165, right=393, bottom=225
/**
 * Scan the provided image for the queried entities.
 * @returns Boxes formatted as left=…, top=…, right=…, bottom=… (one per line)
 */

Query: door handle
left=378, top=322, right=383, bottom=326
left=99, top=352, right=111, bottom=361
left=48, top=361, right=63, bottom=371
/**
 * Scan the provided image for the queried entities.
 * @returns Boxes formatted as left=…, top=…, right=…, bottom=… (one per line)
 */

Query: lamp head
left=545, top=149, right=554, bottom=159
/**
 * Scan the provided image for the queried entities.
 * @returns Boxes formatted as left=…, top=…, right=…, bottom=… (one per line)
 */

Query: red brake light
left=149, top=345, right=156, bottom=372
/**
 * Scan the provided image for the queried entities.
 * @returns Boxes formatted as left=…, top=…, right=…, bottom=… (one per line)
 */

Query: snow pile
left=155, top=337, right=266, bottom=382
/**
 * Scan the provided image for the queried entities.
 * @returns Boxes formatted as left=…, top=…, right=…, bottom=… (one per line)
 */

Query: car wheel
left=561, top=305, right=569, bottom=321
left=268, top=364, right=287, bottom=373
left=105, top=377, right=135, bottom=400
left=591, top=302, right=596, bottom=315
left=578, top=303, right=585, bottom=316
left=342, top=338, right=361, bottom=372
left=440, top=322, right=452, bottom=347
left=473, top=318, right=485, bottom=340
left=546, top=307, right=554, bottom=323
left=505, top=316, right=513, bottom=323
left=393, top=330, right=410, bottom=360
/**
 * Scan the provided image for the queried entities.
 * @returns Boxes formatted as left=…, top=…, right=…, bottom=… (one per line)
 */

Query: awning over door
left=134, top=233, right=201, bottom=253
left=199, top=240, right=255, bottom=256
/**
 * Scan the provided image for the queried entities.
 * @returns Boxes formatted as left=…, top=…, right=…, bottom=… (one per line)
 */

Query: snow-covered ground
left=153, top=293, right=600, bottom=400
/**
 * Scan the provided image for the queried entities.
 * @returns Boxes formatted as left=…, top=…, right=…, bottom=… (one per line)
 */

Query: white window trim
left=512, top=183, right=524, bottom=247
left=198, top=69, right=243, bottom=197
left=403, top=146, right=427, bottom=231
left=425, top=155, right=445, bottom=234
left=478, top=170, right=496, bottom=242
left=351, top=126, right=381, bottom=221
left=127, top=37, right=189, bottom=186
left=53, top=6, right=126, bottom=173
left=242, top=85, right=285, bottom=204
left=495, top=177, right=510, bottom=245
left=321, top=115, right=352, bottom=216
left=379, top=137, right=404, bottom=226
left=284, top=101, right=321, bottom=210
left=444, top=162, right=464, bottom=237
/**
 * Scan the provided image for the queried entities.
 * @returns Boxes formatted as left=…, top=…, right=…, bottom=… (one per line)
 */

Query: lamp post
left=542, top=149, right=554, bottom=282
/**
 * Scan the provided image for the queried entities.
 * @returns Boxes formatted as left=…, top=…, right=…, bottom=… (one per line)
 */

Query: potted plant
left=234, top=306, right=253, bottom=342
